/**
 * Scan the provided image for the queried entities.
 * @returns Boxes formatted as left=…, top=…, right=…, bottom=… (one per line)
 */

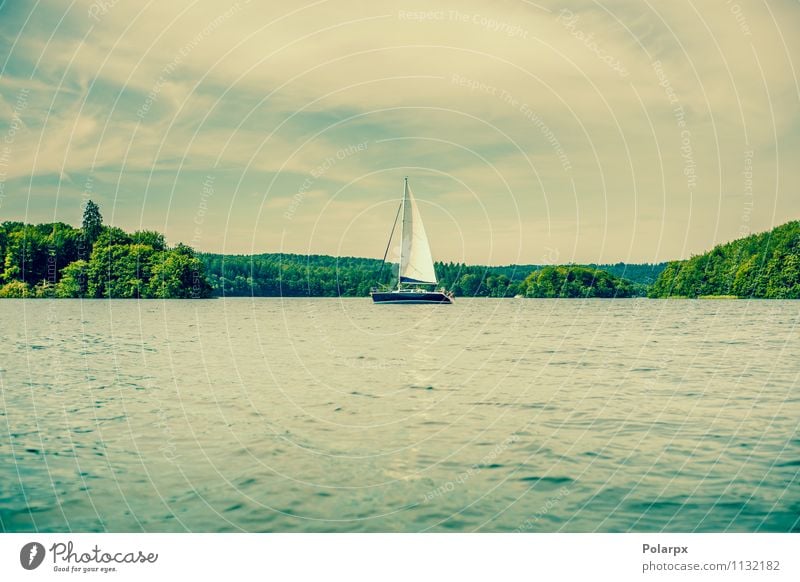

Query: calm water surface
left=0, top=298, right=798, bottom=532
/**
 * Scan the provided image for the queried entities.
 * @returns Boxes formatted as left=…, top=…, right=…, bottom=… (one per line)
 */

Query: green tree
left=33, top=280, right=56, bottom=298
left=3, top=226, right=50, bottom=284
left=650, top=220, right=800, bottom=298
left=523, top=265, right=635, bottom=298
left=94, top=226, right=132, bottom=248
left=0, top=280, right=30, bottom=297
left=87, top=243, right=156, bottom=298
left=0, top=212, right=214, bottom=299
left=148, top=251, right=212, bottom=298
left=456, top=273, right=481, bottom=296
left=56, top=260, right=89, bottom=298
left=132, top=230, right=166, bottom=251
left=82, top=200, right=103, bottom=248
left=47, top=222, right=82, bottom=279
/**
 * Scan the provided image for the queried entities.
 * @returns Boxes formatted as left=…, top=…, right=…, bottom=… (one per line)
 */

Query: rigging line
left=378, top=199, right=403, bottom=284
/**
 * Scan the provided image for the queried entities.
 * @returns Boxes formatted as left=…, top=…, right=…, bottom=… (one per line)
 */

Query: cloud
left=1, top=0, right=798, bottom=262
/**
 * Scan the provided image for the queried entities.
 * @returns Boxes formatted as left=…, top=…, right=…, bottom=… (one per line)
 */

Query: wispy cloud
left=1, top=0, right=798, bottom=263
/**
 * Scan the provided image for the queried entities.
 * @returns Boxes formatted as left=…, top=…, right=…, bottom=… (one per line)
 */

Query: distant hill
left=199, top=254, right=526, bottom=297
left=649, top=221, right=800, bottom=298
left=587, top=262, right=667, bottom=286
left=199, top=253, right=660, bottom=298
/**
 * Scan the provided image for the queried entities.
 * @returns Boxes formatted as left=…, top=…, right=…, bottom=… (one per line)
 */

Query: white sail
left=399, top=178, right=437, bottom=285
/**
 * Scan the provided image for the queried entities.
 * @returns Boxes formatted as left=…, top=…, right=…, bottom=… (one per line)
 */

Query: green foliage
left=0, top=222, right=82, bottom=286
left=435, top=262, right=651, bottom=297
left=649, top=221, right=800, bottom=298
left=82, top=200, right=103, bottom=247
left=0, top=280, right=31, bottom=297
left=33, top=280, right=56, bottom=298
left=84, top=233, right=212, bottom=299
left=56, top=260, right=89, bottom=298
left=198, top=254, right=531, bottom=297
left=16, top=203, right=794, bottom=301
left=585, top=262, right=666, bottom=286
left=522, top=265, right=637, bottom=298
left=199, top=254, right=659, bottom=298
left=442, top=267, right=523, bottom=297
left=87, top=242, right=156, bottom=298
left=476, top=262, right=666, bottom=286
left=200, top=253, right=391, bottom=297
left=3, top=225, right=48, bottom=284
left=0, top=205, right=212, bottom=299
left=132, top=230, right=166, bottom=251
left=148, top=248, right=212, bottom=298
left=94, top=226, right=132, bottom=247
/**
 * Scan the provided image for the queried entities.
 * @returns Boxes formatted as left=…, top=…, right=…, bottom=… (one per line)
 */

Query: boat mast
left=377, top=198, right=402, bottom=285
left=398, top=177, right=408, bottom=290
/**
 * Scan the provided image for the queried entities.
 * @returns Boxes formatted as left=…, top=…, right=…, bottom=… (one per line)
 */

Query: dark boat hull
left=371, top=290, right=453, bottom=304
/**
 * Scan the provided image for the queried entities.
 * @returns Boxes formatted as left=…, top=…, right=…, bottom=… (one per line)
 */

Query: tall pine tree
left=81, top=200, right=103, bottom=255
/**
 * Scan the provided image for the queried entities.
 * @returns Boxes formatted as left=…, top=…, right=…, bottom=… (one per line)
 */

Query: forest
left=0, top=201, right=212, bottom=298
left=649, top=220, right=800, bottom=298
left=521, top=266, right=638, bottom=298
left=199, top=253, right=647, bottom=298
left=3, top=204, right=795, bottom=299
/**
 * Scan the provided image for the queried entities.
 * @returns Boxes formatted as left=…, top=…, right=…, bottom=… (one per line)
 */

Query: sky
left=0, top=0, right=798, bottom=265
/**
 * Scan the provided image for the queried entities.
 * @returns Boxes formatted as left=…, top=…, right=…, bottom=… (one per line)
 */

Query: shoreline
left=0, top=295, right=794, bottom=300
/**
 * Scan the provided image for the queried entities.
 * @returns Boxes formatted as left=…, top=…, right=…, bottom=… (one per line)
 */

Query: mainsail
left=398, top=178, right=437, bottom=285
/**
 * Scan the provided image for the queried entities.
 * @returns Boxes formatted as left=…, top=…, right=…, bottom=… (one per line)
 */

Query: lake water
left=0, top=298, right=798, bottom=532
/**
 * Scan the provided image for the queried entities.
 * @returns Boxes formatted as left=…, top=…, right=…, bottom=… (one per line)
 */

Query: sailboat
left=371, top=177, right=454, bottom=304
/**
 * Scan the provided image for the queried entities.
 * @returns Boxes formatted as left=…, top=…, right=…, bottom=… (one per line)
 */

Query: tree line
left=0, top=201, right=212, bottom=298
left=649, top=220, right=800, bottom=298
left=199, top=253, right=649, bottom=298
left=4, top=203, right=795, bottom=300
